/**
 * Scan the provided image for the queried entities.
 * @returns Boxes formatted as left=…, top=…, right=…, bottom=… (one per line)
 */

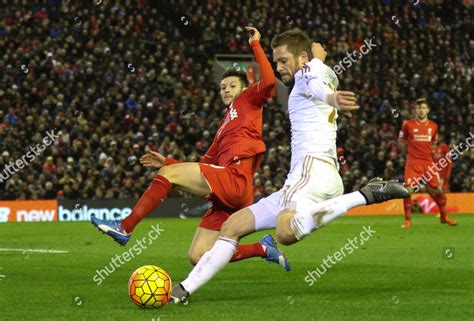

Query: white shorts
left=249, top=155, right=344, bottom=231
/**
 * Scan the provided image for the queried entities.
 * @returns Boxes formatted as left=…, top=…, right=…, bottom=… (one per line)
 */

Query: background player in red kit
left=433, top=136, right=453, bottom=192
left=399, top=98, right=457, bottom=228
left=91, top=27, right=291, bottom=270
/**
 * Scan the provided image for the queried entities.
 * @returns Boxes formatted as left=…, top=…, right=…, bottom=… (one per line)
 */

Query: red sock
left=120, top=175, right=172, bottom=233
left=230, top=243, right=267, bottom=262
left=434, top=193, right=447, bottom=221
left=403, top=197, right=412, bottom=221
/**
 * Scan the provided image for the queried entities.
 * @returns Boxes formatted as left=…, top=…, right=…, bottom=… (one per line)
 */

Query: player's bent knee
left=220, top=220, right=239, bottom=240
left=188, top=253, right=200, bottom=266
left=220, top=216, right=250, bottom=241
left=219, top=208, right=255, bottom=241
left=276, top=228, right=297, bottom=246
left=276, top=211, right=301, bottom=245
left=187, top=249, right=204, bottom=266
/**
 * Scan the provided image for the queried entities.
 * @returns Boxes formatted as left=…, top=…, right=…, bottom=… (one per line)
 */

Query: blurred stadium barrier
left=1, top=194, right=473, bottom=223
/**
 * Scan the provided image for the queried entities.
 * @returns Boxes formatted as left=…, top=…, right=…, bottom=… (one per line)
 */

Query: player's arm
left=141, top=142, right=218, bottom=168
left=431, top=124, right=438, bottom=154
left=311, top=42, right=327, bottom=62
left=306, top=45, right=358, bottom=112
left=141, top=151, right=172, bottom=168
left=399, top=140, right=407, bottom=156
left=445, top=161, right=453, bottom=183
left=444, top=145, right=453, bottom=183
left=245, top=26, right=276, bottom=105
left=398, top=121, right=408, bottom=156
left=141, top=146, right=182, bottom=168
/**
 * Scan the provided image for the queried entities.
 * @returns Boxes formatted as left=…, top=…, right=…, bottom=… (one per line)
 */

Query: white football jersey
left=288, top=58, right=339, bottom=170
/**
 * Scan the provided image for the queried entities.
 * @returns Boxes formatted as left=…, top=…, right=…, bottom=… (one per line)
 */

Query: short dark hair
left=271, top=28, right=313, bottom=60
left=416, top=98, right=429, bottom=106
left=221, top=69, right=249, bottom=88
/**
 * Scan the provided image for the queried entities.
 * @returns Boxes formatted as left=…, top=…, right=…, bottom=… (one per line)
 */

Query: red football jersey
left=432, top=143, right=453, bottom=178
left=399, top=119, right=438, bottom=165
left=209, top=83, right=268, bottom=170
left=200, top=40, right=274, bottom=174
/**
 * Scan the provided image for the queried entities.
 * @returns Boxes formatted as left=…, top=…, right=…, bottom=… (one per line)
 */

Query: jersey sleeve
left=303, top=58, right=335, bottom=103
left=444, top=145, right=453, bottom=178
left=200, top=141, right=218, bottom=165
left=399, top=121, right=409, bottom=140
left=245, top=40, right=276, bottom=107
left=431, top=123, right=438, bottom=144
left=164, top=157, right=181, bottom=166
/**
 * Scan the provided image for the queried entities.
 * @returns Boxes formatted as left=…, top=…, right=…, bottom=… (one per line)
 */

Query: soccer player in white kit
left=171, top=29, right=409, bottom=302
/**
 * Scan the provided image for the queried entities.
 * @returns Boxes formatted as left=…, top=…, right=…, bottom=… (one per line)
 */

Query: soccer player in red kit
left=399, top=98, right=457, bottom=228
left=91, top=27, right=291, bottom=270
left=432, top=137, right=453, bottom=192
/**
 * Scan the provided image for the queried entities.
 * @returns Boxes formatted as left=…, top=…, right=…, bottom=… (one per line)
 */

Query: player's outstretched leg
left=228, top=235, right=290, bottom=271
left=426, top=186, right=457, bottom=226
left=402, top=197, right=413, bottom=228
left=359, top=178, right=410, bottom=205
left=317, top=178, right=410, bottom=228
left=281, top=178, right=410, bottom=244
left=190, top=219, right=290, bottom=270
left=91, top=163, right=210, bottom=246
left=91, top=173, right=172, bottom=246
left=171, top=207, right=257, bottom=304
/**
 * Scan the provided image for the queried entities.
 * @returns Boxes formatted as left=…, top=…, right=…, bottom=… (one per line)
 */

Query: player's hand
left=311, top=42, right=327, bottom=62
left=245, top=26, right=261, bottom=45
left=140, top=151, right=166, bottom=169
left=328, top=91, right=359, bottom=111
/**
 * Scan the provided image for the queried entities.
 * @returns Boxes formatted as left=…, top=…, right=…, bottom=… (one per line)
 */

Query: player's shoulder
left=234, top=84, right=264, bottom=110
left=296, top=58, right=327, bottom=80
left=428, top=119, right=438, bottom=128
left=235, top=84, right=256, bottom=102
left=403, top=118, right=415, bottom=127
left=306, top=57, right=326, bottom=69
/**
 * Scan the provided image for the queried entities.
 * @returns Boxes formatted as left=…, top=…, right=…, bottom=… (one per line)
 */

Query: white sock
left=339, top=191, right=367, bottom=208
left=317, top=198, right=349, bottom=226
left=290, top=192, right=367, bottom=240
left=181, top=236, right=237, bottom=294
left=317, top=192, right=366, bottom=226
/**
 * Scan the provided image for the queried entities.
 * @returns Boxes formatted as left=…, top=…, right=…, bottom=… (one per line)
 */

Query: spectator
left=0, top=1, right=471, bottom=201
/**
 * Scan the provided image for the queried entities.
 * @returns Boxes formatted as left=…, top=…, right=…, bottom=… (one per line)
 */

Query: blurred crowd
left=0, top=0, right=472, bottom=200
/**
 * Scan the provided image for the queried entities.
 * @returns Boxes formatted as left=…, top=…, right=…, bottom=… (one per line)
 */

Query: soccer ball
left=128, top=265, right=172, bottom=308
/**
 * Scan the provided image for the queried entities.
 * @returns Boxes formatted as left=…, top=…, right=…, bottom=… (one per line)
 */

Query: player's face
left=415, top=103, right=429, bottom=121
left=220, top=76, right=243, bottom=106
left=273, top=45, right=308, bottom=85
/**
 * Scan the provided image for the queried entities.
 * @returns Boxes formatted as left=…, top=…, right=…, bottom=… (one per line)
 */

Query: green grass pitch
left=0, top=214, right=472, bottom=321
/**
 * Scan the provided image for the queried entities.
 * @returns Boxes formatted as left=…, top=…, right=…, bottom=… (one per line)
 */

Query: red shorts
left=404, top=163, right=440, bottom=189
left=198, top=160, right=254, bottom=230
left=199, top=162, right=254, bottom=210
left=198, top=206, right=232, bottom=231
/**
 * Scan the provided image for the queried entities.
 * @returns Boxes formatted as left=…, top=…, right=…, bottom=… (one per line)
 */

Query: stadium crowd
left=0, top=0, right=472, bottom=200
